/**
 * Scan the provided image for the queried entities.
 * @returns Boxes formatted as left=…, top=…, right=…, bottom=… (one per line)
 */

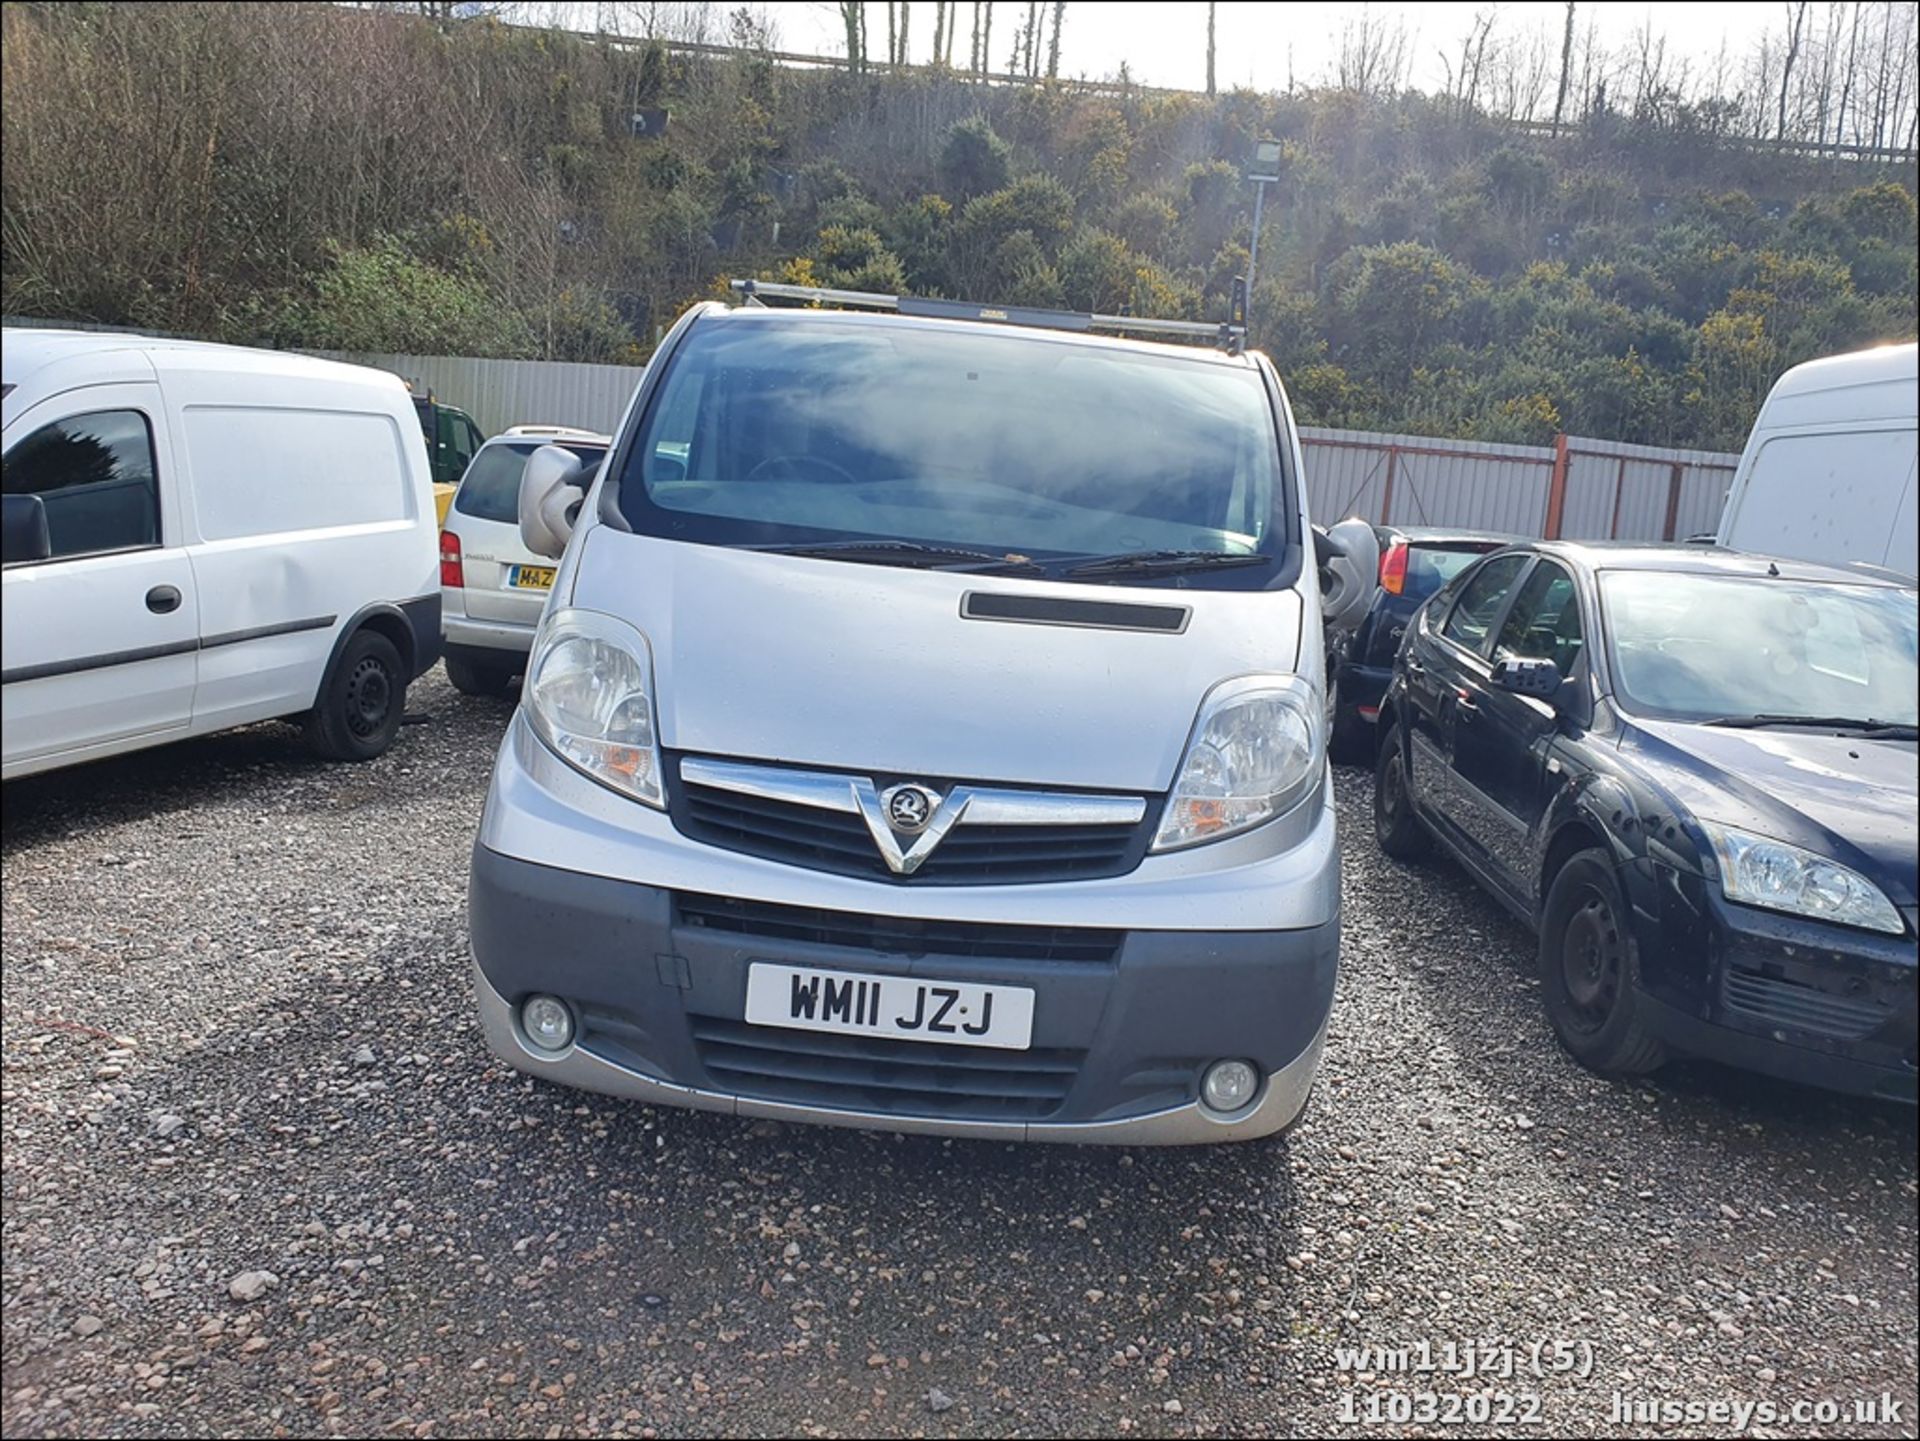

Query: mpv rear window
left=613, top=316, right=1295, bottom=589
left=455, top=441, right=606, bottom=524
left=1407, top=544, right=1497, bottom=598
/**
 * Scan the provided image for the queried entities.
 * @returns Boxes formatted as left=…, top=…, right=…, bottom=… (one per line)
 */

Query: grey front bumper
left=468, top=844, right=1337, bottom=1144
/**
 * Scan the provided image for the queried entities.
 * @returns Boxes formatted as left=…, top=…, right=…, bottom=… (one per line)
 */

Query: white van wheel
left=305, top=630, right=405, bottom=761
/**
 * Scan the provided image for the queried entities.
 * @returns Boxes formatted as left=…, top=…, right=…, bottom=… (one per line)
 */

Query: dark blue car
left=1372, top=541, right=1918, bottom=1102
left=1326, top=526, right=1510, bottom=761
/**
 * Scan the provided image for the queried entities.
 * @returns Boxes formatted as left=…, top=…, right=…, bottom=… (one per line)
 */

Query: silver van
left=467, top=283, right=1378, bottom=1144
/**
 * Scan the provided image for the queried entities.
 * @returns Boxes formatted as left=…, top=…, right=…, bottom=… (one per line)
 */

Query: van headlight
left=1153, top=676, right=1324, bottom=851
left=524, top=608, right=665, bottom=809
left=1700, top=822, right=1903, bottom=934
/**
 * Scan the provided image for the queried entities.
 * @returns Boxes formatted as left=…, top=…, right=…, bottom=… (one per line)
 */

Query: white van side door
left=1, top=387, right=200, bottom=774
left=176, top=397, right=422, bottom=733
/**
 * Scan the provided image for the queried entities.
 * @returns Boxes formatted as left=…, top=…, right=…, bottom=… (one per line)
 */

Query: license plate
left=744, top=963, right=1034, bottom=1051
left=508, top=564, right=556, bottom=591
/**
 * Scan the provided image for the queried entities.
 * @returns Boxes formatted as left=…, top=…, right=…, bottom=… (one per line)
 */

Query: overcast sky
left=763, top=2, right=1770, bottom=95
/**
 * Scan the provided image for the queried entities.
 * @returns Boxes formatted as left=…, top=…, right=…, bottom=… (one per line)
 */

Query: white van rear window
left=184, top=407, right=412, bottom=542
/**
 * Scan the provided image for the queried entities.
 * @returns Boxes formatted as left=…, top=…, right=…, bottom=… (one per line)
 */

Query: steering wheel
left=744, top=454, right=858, bottom=486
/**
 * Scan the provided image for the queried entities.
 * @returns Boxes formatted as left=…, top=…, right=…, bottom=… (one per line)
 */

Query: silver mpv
left=469, top=282, right=1378, bottom=1143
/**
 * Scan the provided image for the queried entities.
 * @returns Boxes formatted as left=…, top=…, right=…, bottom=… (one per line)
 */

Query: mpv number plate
left=744, top=963, right=1034, bottom=1051
left=508, top=564, right=556, bottom=590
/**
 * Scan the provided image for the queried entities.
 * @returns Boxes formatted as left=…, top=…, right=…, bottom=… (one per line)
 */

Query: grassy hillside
left=3, top=3, right=1915, bottom=449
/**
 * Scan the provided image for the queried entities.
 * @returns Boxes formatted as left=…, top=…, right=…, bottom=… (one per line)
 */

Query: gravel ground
left=3, top=669, right=1915, bottom=1439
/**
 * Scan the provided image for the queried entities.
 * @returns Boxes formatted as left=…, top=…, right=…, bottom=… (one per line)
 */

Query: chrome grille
left=666, top=754, right=1155, bottom=885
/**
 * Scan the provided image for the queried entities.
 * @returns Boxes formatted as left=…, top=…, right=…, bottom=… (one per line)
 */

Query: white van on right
left=1717, top=341, right=1918, bottom=579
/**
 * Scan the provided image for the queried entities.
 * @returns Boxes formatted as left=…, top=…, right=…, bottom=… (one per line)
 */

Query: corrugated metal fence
left=309, top=350, right=643, bottom=439
left=1300, top=427, right=1739, bottom=541
left=5, top=325, right=1742, bottom=541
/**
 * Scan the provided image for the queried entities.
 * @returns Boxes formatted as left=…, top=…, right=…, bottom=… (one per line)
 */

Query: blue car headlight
left=1699, top=822, right=1904, bottom=935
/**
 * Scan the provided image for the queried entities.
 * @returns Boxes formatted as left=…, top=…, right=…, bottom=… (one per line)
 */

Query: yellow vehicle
left=408, top=389, right=483, bottom=524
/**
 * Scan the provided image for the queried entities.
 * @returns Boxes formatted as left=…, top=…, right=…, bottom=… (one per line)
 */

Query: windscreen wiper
left=1702, top=714, right=1919, bottom=739
left=747, top=539, right=1045, bottom=574
left=1063, top=549, right=1274, bottom=579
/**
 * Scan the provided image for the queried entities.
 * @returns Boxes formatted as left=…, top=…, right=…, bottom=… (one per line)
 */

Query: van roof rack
left=728, top=279, right=1245, bottom=355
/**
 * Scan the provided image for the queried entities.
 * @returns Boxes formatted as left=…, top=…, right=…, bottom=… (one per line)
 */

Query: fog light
left=521, top=994, right=575, bottom=1053
left=1202, top=1059, right=1259, bottom=1112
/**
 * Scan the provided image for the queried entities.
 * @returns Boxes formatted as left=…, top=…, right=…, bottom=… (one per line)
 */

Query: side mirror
left=1314, top=517, right=1382, bottom=633
left=1, top=493, right=52, bottom=565
left=518, top=445, right=595, bottom=559
left=1493, top=656, right=1562, bottom=699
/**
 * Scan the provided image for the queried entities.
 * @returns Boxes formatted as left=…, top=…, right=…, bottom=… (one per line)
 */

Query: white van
left=1718, top=341, right=1918, bottom=578
left=466, top=283, right=1379, bottom=1144
left=2, top=330, right=441, bottom=779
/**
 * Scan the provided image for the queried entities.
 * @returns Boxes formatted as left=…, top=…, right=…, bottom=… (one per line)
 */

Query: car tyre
left=445, top=652, right=516, bottom=697
left=1373, top=724, right=1430, bottom=860
left=304, top=629, right=406, bottom=761
left=1538, top=848, right=1667, bottom=1076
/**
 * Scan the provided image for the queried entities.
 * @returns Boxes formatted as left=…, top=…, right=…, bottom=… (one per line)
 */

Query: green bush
left=940, top=117, right=1012, bottom=200
left=283, top=236, right=533, bottom=357
left=1057, top=230, right=1137, bottom=312
left=1324, top=242, right=1475, bottom=382
left=812, top=225, right=910, bottom=293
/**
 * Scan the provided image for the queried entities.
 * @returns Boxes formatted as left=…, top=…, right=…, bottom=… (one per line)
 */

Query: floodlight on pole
left=1243, top=139, right=1282, bottom=341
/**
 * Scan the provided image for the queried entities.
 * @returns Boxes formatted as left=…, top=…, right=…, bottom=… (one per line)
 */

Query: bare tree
left=1047, top=0, right=1064, bottom=77
left=1334, top=7, right=1410, bottom=96
left=1552, top=1, right=1575, bottom=131
left=1629, top=19, right=1669, bottom=114
left=1777, top=0, right=1809, bottom=138
left=1486, top=18, right=1554, bottom=122
left=839, top=0, right=863, bottom=72
left=1206, top=1, right=1216, bottom=96
left=899, top=1, right=910, bottom=64
left=1870, top=0, right=1892, bottom=145
left=1442, top=9, right=1497, bottom=114
left=970, top=0, right=981, bottom=73
left=1834, top=0, right=1862, bottom=145
left=981, top=0, right=993, bottom=75
left=1811, top=2, right=1839, bottom=148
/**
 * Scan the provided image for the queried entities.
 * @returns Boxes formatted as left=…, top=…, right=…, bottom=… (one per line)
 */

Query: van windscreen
left=614, top=316, right=1293, bottom=588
